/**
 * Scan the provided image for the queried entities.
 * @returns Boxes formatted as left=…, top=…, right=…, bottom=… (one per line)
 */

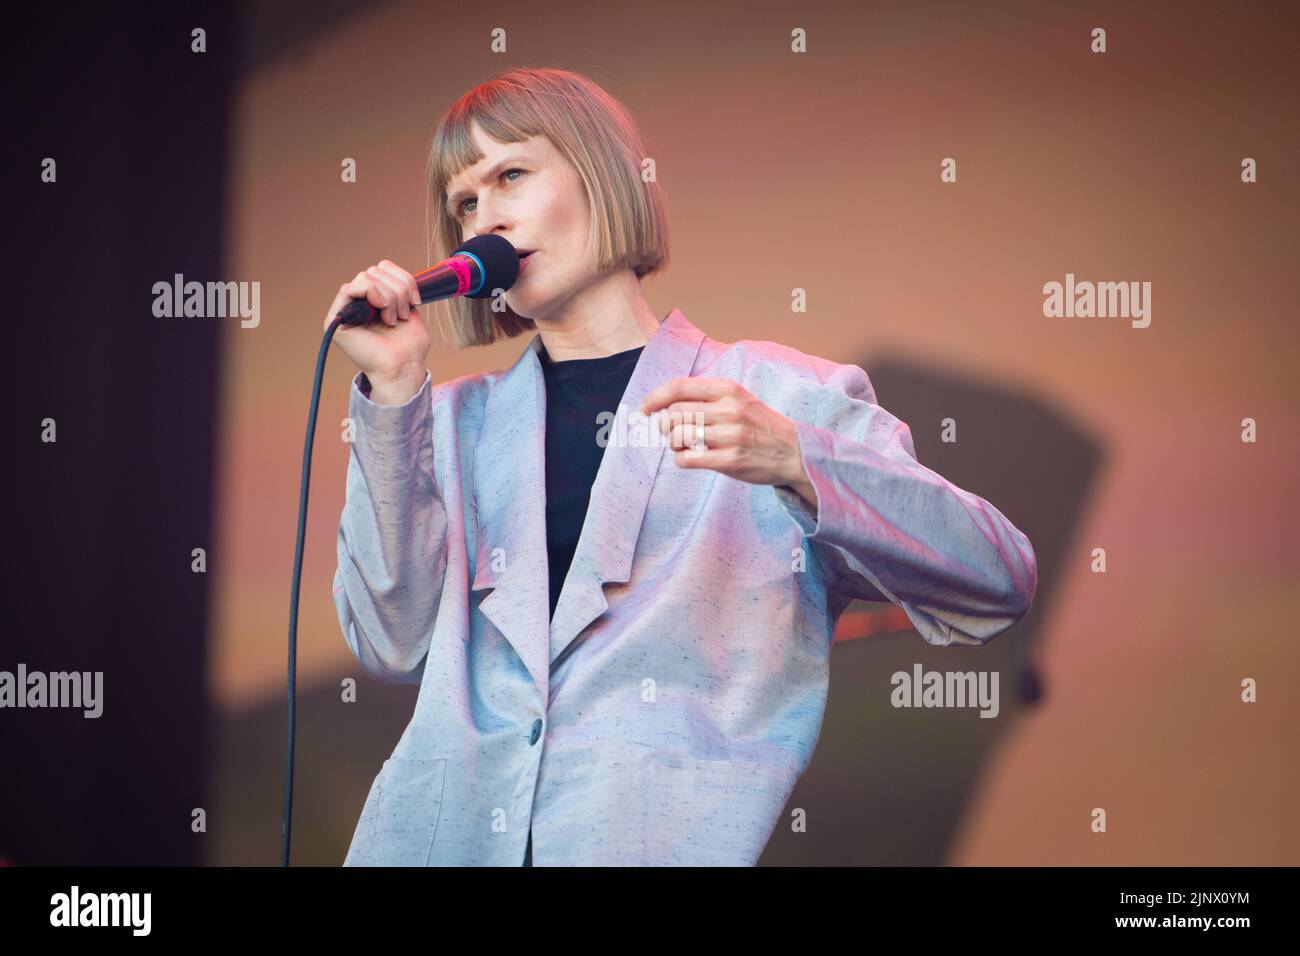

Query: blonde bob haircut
left=426, top=67, right=670, bottom=348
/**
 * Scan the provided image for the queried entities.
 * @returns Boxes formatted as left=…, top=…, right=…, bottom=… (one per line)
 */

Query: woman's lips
left=518, top=252, right=536, bottom=274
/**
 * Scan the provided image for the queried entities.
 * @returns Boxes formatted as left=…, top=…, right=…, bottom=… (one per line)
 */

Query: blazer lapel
left=548, top=309, right=705, bottom=669
left=471, top=335, right=552, bottom=704
left=471, top=308, right=707, bottom=702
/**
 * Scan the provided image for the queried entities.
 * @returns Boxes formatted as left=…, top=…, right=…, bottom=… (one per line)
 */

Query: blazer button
left=529, top=718, right=543, bottom=745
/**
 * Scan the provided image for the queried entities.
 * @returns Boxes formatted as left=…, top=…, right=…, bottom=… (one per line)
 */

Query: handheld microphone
left=334, top=233, right=521, bottom=326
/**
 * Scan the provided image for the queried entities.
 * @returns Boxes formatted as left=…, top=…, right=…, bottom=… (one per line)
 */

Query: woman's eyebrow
left=447, top=156, right=531, bottom=204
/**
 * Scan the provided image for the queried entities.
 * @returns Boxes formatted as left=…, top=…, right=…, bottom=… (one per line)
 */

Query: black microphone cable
left=281, top=316, right=345, bottom=866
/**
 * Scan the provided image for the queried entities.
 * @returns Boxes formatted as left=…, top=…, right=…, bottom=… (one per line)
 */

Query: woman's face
left=447, top=121, right=594, bottom=322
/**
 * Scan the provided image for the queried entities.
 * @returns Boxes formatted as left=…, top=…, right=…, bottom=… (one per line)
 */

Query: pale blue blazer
left=332, top=308, right=1037, bottom=866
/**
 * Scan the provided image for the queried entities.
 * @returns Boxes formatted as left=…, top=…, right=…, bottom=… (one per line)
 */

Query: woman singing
left=325, top=67, right=1037, bottom=867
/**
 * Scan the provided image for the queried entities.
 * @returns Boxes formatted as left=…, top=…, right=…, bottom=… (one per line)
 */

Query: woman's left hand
left=637, top=377, right=813, bottom=495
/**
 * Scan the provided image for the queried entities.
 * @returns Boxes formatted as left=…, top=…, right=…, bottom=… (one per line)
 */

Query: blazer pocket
left=638, top=750, right=793, bottom=866
left=344, top=757, right=448, bottom=866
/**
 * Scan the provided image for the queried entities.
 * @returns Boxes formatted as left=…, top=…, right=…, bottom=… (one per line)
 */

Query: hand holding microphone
left=322, top=235, right=521, bottom=405
left=323, top=260, right=430, bottom=404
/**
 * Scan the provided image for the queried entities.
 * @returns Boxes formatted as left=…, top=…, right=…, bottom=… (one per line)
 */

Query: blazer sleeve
left=332, top=368, right=448, bottom=683
left=772, top=362, right=1038, bottom=647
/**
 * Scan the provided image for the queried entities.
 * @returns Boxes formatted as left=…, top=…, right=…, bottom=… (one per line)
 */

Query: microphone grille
left=454, top=234, right=520, bottom=297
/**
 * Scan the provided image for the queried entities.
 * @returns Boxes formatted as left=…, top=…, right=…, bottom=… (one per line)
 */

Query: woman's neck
left=533, top=272, right=662, bottom=360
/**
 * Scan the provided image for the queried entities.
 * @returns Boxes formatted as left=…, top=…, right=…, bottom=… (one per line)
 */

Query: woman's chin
left=506, top=296, right=536, bottom=319
left=505, top=291, right=551, bottom=322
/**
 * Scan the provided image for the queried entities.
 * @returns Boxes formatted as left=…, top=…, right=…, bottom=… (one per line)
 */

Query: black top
left=537, top=341, right=646, bottom=621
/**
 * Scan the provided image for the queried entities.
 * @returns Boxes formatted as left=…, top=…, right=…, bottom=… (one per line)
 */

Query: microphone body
left=335, top=234, right=520, bottom=326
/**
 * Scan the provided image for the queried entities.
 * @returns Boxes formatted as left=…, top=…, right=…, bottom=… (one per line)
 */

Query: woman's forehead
left=445, top=130, right=549, bottom=191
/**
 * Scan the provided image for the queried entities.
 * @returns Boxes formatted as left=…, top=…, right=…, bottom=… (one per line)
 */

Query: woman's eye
left=455, top=170, right=524, bottom=219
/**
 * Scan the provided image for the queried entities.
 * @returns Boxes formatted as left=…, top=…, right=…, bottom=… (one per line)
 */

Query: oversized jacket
left=332, top=307, right=1037, bottom=866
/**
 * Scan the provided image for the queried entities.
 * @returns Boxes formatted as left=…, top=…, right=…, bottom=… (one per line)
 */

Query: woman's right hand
left=324, top=260, right=431, bottom=402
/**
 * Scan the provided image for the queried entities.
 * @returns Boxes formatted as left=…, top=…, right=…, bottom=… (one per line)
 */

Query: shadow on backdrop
left=3, top=3, right=236, bottom=867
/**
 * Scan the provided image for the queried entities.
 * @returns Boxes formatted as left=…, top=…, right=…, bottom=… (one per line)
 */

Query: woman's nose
left=470, top=195, right=511, bottom=238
